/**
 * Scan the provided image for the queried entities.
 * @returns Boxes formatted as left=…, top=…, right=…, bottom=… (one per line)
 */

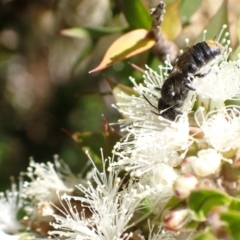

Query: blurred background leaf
left=162, top=0, right=182, bottom=40
left=221, top=211, right=240, bottom=239
left=122, top=0, right=152, bottom=29
left=192, top=231, right=218, bottom=240
left=189, top=189, right=230, bottom=221
left=60, top=27, right=125, bottom=39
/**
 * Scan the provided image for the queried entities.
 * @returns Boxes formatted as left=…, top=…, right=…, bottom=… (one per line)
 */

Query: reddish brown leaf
left=89, top=29, right=155, bottom=73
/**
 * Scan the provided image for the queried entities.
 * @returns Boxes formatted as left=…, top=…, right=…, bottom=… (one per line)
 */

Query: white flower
left=195, top=106, right=240, bottom=152
left=111, top=120, right=190, bottom=209
left=110, top=65, right=194, bottom=210
left=112, top=116, right=191, bottom=176
left=0, top=182, right=23, bottom=234
left=146, top=223, right=177, bottom=240
left=193, top=57, right=240, bottom=101
left=190, top=149, right=222, bottom=177
left=49, top=151, right=143, bottom=240
left=138, top=164, right=178, bottom=211
left=22, top=155, right=81, bottom=204
left=0, top=231, right=20, bottom=240
left=191, top=45, right=240, bottom=112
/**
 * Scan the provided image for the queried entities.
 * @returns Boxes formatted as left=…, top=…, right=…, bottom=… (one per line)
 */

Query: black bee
left=144, top=40, right=224, bottom=121
left=143, top=94, right=180, bottom=120
left=143, top=72, right=191, bottom=121
left=174, top=40, right=224, bottom=78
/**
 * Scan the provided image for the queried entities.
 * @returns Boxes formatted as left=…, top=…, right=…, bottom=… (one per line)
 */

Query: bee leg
left=142, top=94, right=159, bottom=111
left=151, top=110, right=161, bottom=115
left=183, top=77, right=196, bottom=91
left=195, top=68, right=212, bottom=78
left=184, top=83, right=196, bottom=91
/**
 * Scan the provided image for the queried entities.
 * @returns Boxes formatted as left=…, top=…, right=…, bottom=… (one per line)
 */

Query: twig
left=151, top=1, right=166, bottom=41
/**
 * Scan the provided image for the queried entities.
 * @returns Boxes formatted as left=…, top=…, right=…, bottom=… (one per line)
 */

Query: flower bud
left=181, top=156, right=196, bottom=174
left=162, top=209, right=190, bottom=231
left=168, top=156, right=183, bottom=167
left=191, top=149, right=222, bottom=177
left=173, top=174, right=199, bottom=199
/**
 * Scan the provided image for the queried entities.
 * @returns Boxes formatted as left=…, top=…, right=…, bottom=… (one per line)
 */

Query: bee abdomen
left=196, top=41, right=222, bottom=62
left=175, top=40, right=224, bottom=75
left=188, top=44, right=206, bottom=72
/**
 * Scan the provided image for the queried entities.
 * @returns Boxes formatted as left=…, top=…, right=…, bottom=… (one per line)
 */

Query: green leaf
left=221, top=211, right=240, bottom=240
left=122, top=0, right=152, bottom=29
left=180, top=0, right=202, bottom=24
left=70, top=42, right=94, bottom=77
left=188, top=189, right=230, bottom=221
left=71, top=117, right=121, bottom=164
left=72, top=132, right=105, bottom=164
left=186, top=141, right=199, bottom=156
left=164, top=196, right=185, bottom=209
left=141, top=198, right=153, bottom=213
left=89, top=29, right=155, bottom=73
left=229, top=197, right=240, bottom=211
left=104, top=75, right=139, bottom=109
left=61, top=27, right=125, bottom=39
left=222, top=149, right=238, bottom=159
left=192, top=231, right=218, bottom=240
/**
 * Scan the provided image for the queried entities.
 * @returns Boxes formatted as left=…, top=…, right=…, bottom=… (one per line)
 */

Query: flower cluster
left=1, top=33, right=240, bottom=239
